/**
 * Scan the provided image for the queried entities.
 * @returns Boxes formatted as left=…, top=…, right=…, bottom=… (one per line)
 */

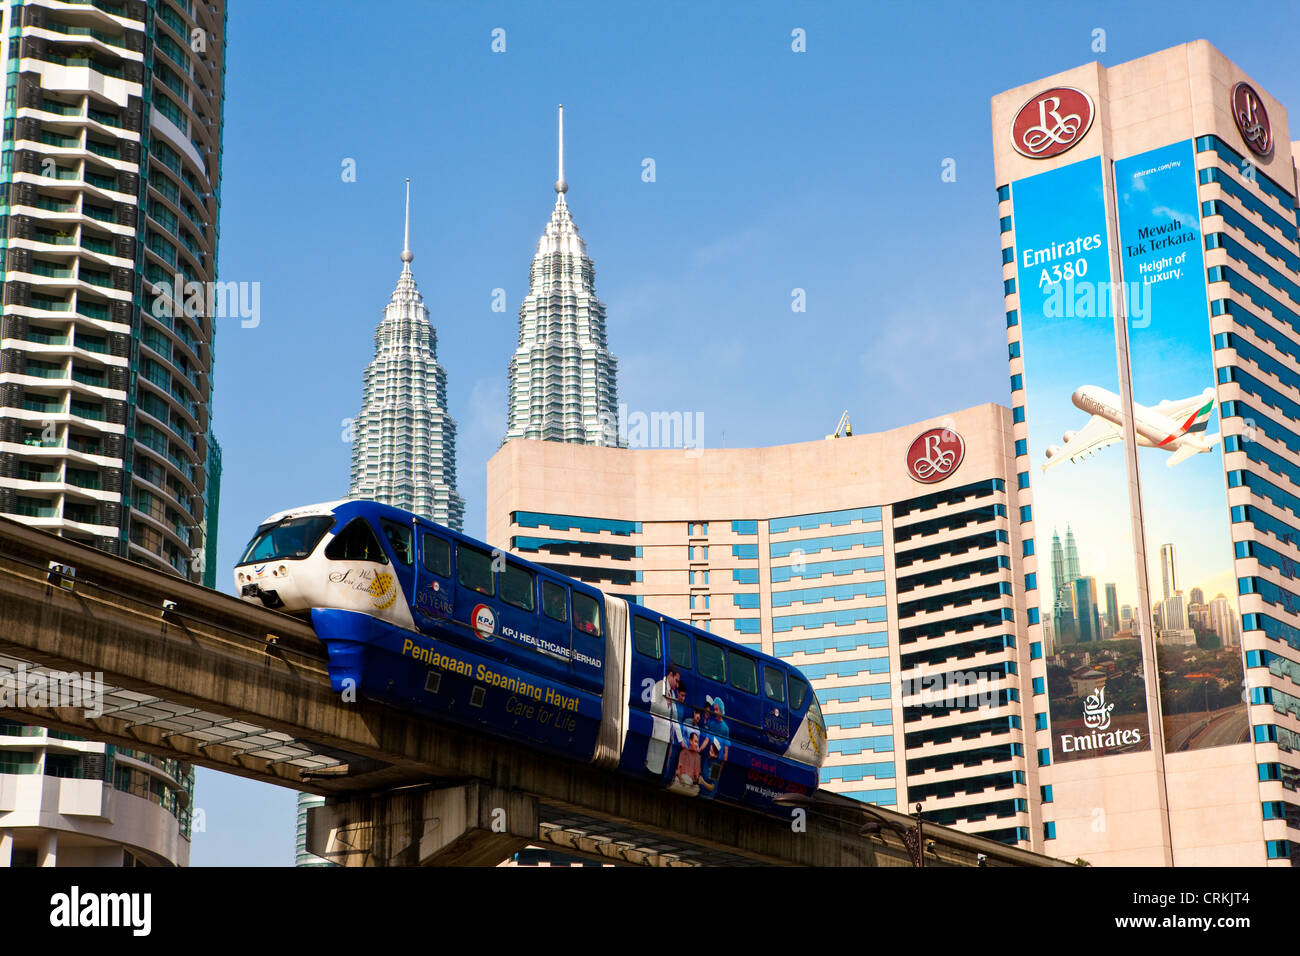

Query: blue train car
left=233, top=499, right=826, bottom=813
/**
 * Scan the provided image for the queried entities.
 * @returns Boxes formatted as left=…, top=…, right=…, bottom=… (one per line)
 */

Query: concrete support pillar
left=306, top=781, right=537, bottom=867
left=0, top=830, right=12, bottom=867
left=37, top=829, right=57, bottom=867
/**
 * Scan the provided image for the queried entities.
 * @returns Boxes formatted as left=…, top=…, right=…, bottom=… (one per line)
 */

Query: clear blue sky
left=190, top=0, right=1300, bottom=865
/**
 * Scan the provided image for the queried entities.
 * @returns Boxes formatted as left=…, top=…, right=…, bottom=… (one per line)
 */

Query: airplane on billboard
left=1043, top=385, right=1220, bottom=471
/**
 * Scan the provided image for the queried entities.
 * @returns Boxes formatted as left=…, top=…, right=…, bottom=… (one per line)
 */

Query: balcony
left=83, top=203, right=117, bottom=223
left=33, top=229, right=76, bottom=246
left=39, top=54, right=125, bottom=81
left=28, top=294, right=72, bottom=312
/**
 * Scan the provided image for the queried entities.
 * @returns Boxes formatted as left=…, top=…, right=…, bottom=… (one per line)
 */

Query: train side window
left=380, top=520, right=413, bottom=566
left=573, top=591, right=602, bottom=637
left=542, top=581, right=567, bottom=622
left=763, top=666, right=786, bottom=703
left=730, top=652, right=758, bottom=694
left=633, top=617, right=661, bottom=659
left=668, top=629, right=692, bottom=670
left=789, top=674, right=810, bottom=710
left=501, top=562, right=536, bottom=612
left=697, top=639, right=726, bottom=683
left=421, top=533, right=451, bottom=577
left=324, top=519, right=389, bottom=564
left=457, top=543, right=495, bottom=596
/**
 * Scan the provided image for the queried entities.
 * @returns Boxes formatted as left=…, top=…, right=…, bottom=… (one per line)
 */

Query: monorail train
left=233, top=499, right=827, bottom=813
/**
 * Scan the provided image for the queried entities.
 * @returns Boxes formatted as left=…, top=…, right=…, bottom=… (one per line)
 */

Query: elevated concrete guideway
left=0, top=518, right=1067, bottom=867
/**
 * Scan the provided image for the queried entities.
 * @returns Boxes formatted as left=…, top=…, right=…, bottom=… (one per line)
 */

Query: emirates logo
left=1232, top=82, right=1272, bottom=158
left=1011, top=87, right=1094, bottom=159
left=906, top=427, right=965, bottom=484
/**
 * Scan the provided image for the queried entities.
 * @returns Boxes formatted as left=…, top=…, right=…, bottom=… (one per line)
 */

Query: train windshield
left=239, top=515, right=334, bottom=564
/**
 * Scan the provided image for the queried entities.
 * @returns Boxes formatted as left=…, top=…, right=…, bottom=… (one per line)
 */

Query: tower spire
left=401, top=177, right=413, bottom=269
left=555, top=104, right=567, bottom=195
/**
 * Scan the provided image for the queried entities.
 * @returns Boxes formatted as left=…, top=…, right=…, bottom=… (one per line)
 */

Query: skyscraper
left=1104, top=582, right=1119, bottom=636
left=504, top=106, right=620, bottom=447
left=1063, top=526, right=1081, bottom=582
left=1072, top=577, right=1100, bottom=643
left=1160, top=543, right=1178, bottom=604
left=996, top=40, right=1295, bottom=865
left=0, top=0, right=224, bottom=581
left=349, top=181, right=464, bottom=530
left=0, top=0, right=226, bottom=866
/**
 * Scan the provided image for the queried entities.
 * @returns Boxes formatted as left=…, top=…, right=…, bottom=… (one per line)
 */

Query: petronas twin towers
left=348, top=107, right=620, bottom=528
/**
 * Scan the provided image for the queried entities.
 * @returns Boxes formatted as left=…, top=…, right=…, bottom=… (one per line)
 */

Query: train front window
left=239, top=515, right=333, bottom=564
left=458, top=544, right=495, bottom=596
left=324, top=519, right=389, bottom=563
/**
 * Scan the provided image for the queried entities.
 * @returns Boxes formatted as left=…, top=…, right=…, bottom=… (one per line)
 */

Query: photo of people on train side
left=662, top=689, right=730, bottom=799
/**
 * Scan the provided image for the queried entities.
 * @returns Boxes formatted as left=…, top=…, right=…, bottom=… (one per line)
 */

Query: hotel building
left=488, top=403, right=1046, bottom=849
left=0, top=0, right=226, bottom=867
left=995, top=40, right=1298, bottom=865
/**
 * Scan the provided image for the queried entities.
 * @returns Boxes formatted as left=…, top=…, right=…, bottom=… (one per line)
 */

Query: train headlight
left=278, top=565, right=288, bottom=576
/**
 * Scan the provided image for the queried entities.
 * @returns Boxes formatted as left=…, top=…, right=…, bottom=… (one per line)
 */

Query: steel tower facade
left=348, top=181, right=464, bottom=530
left=505, top=106, right=620, bottom=447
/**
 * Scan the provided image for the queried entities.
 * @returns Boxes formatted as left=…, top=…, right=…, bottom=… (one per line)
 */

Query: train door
left=629, top=613, right=667, bottom=775
left=496, top=557, right=540, bottom=657
left=412, top=526, right=455, bottom=631
left=761, top=664, right=790, bottom=745
left=568, top=585, right=605, bottom=677
left=453, top=540, right=498, bottom=645
left=538, top=577, right=572, bottom=663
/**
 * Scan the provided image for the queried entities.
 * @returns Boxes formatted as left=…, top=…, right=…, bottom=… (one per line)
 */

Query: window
left=697, top=639, right=726, bottom=683
left=763, top=666, right=786, bottom=702
left=458, top=543, right=495, bottom=596
left=542, top=580, right=567, bottom=622
left=381, top=519, right=413, bottom=566
left=1035, top=713, right=1048, bottom=730
left=731, top=652, right=758, bottom=694
left=1032, top=677, right=1045, bottom=695
left=500, top=562, right=536, bottom=611
left=789, top=674, right=810, bottom=710
left=668, top=629, right=692, bottom=669
left=573, top=591, right=602, bottom=637
left=633, top=617, right=661, bottom=659
left=324, top=518, right=388, bottom=563
left=421, top=533, right=451, bottom=576
left=240, top=515, right=334, bottom=564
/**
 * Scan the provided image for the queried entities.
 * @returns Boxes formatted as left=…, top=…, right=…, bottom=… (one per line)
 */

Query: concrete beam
left=307, top=783, right=537, bottom=867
